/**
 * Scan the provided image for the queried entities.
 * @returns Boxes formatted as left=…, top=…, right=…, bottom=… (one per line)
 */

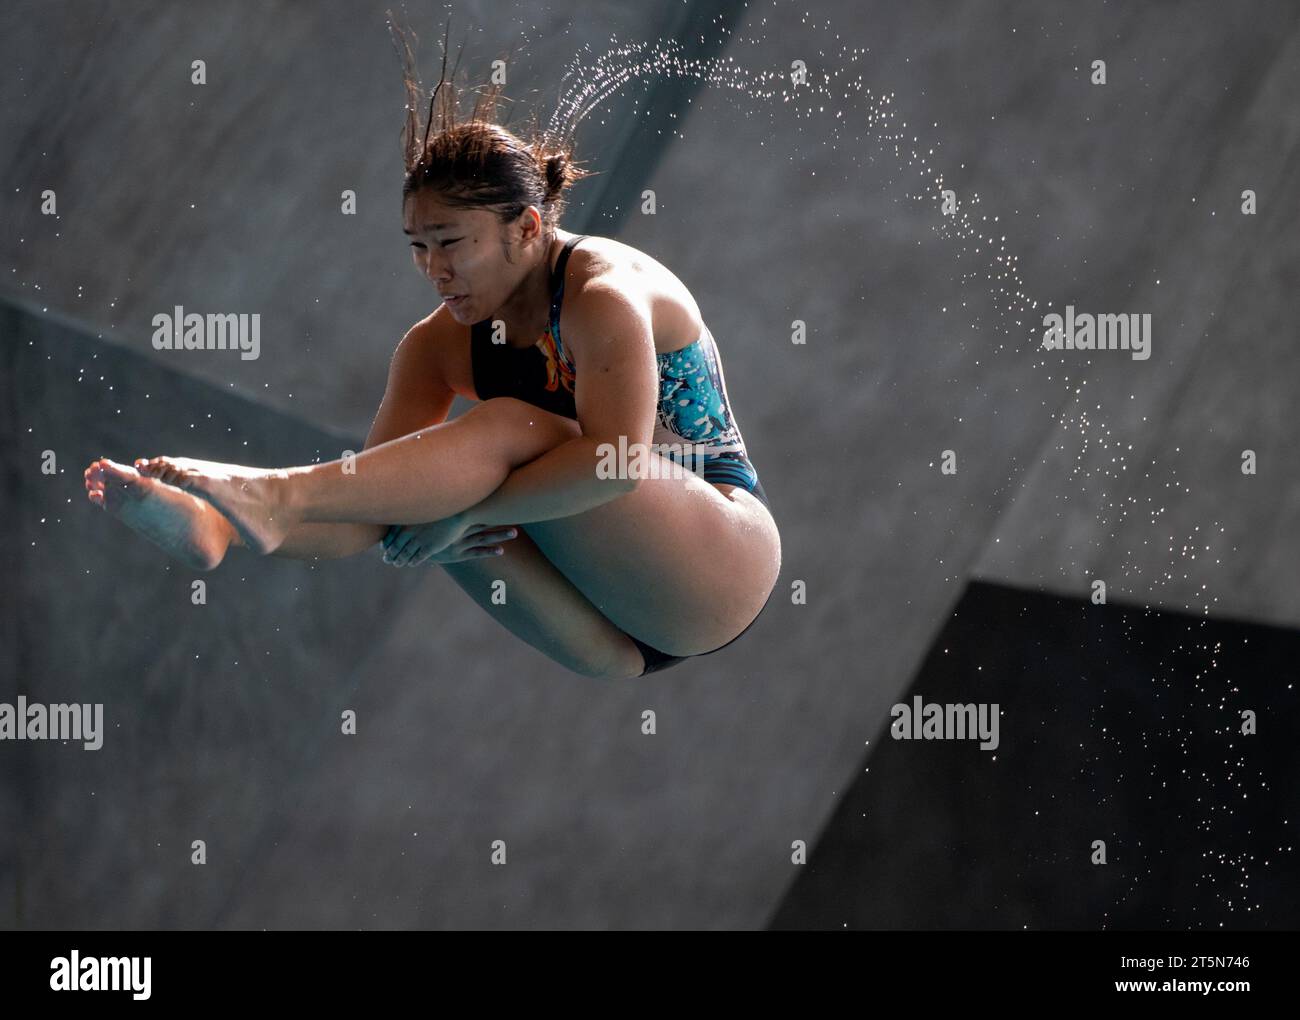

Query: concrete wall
left=2, top=0, right=1297, bottom=928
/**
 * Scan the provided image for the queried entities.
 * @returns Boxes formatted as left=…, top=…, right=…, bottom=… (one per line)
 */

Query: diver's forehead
left=403, top=219, right=459, bottom=234
left=402, top=197, right=466, bottom=233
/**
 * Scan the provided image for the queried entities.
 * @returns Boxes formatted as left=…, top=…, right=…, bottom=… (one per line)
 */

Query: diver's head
left=393, top=25, right=591, bottom=322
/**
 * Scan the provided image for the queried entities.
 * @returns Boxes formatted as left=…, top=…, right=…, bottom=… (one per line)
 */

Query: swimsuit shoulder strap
left=550, top=234, right=588, bottom=303
left=549, top=234, right=589, bottom=362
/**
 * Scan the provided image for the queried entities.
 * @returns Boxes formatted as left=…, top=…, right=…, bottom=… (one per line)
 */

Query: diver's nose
left=424, top=253, right=452, bottom=286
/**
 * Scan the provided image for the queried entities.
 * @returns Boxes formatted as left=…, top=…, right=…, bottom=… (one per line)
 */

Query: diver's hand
left=381, top=515, right=518, bottom=567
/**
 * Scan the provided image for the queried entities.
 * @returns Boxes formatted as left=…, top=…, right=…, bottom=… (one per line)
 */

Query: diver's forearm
left=459, top=436, right=634, bottom=527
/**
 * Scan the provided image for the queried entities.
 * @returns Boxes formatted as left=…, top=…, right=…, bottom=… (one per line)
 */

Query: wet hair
left=388, top=14, right=594, bottom=250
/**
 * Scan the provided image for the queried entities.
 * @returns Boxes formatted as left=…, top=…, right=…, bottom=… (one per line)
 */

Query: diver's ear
left=515, top=204, right=545, bottom=245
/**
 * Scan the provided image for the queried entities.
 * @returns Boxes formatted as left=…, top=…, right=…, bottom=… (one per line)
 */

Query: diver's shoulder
left=394, top=303, right=465, bottom=384
left=402, top=304, right=458, bottom=352
left=562, top=233, right=705, bottom=348
left=566, top=232, right=665, bottom=285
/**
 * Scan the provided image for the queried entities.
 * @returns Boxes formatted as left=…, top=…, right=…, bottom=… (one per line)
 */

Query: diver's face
left=402, top=192, right=523, bottom=322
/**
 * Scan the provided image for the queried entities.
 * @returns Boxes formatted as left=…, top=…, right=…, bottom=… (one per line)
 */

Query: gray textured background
left=2, top=0, right=1296, bottom=928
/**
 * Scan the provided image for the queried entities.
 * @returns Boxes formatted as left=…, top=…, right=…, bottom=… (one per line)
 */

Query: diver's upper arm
left=564, top=281, right=659, bottom=458
left=364, top=315, right=455, bottom=449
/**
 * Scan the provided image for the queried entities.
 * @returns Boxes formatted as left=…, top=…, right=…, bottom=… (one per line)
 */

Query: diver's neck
left=496, top=232, right=569, bottom=348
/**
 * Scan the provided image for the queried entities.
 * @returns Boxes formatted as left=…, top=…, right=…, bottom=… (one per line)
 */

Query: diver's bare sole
left=84, top=458, right=235, bottom=570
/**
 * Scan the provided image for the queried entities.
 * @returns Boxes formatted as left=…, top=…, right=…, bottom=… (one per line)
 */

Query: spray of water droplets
left=536, top=3, right=1272, bottom=922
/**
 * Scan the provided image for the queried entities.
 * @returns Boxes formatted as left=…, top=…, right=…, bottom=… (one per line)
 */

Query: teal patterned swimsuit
left=470, top=234, right=769, bottom=508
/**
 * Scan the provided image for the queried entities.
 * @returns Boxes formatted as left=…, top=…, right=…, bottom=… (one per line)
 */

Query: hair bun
left=543, top=152, right=570, bottom=199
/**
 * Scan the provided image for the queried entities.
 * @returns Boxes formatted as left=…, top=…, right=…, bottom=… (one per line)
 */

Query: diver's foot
left=83, top=458, right=236, bottom=570
left=134, top=456, right=296, bottom=556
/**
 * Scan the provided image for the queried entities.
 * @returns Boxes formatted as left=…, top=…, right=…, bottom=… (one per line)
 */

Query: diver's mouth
left=443, top=294, right=468, bottom=309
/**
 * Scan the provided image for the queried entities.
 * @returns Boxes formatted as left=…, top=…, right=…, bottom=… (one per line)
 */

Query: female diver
left=83, top=64, right=781, bottom=681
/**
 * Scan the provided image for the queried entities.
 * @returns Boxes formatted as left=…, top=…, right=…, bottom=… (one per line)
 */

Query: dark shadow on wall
left=770, top=579, right=1300, bottom=930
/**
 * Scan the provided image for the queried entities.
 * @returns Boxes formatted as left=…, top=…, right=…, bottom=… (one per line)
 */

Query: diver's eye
left=409, top=241, right=427, bottom=251
left=440, top=238, right=462, bottom=248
